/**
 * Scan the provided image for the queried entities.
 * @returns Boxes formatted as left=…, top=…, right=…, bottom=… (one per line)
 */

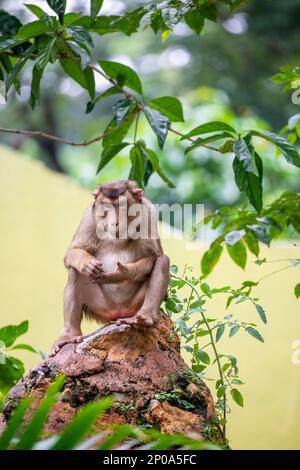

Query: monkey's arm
left=94, top=257, right=155, bottom=284
left=64, top=205, right=103, bottom=278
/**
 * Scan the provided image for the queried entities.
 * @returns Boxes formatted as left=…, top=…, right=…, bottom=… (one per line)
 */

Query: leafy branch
left=1, top=0, right=300, bottom=199
left=168, top=266, right=266, bottom=438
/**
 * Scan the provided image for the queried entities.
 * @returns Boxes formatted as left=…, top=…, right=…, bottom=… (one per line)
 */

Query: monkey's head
left=92, top=180, right=144, bottom=239
left=92, top=180, right=143, bottom=206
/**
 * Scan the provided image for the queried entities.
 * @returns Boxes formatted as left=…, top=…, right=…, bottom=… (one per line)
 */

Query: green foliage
left=199, top=192, right=300, bottom=278
left=1, top=0, right=298, bottom=200
left=294, top=283, right=300, bottom=299
left=15, top=376, right=65, bottom=450
left=148, top=96, right=184, bottom=122
left=51, top=397, right=113, bottom=450
left=0, top=321, right=44, bottom=394
left=168, top=265, right=265, bottom=435
left=99, top=60, right=142, bottom=95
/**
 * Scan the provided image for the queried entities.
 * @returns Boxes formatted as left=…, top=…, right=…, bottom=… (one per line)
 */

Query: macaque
left=50, top=180, right=170, bottom=356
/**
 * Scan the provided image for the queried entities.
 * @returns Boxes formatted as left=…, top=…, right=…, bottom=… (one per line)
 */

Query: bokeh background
left=1, top=0, right=300, bottom=450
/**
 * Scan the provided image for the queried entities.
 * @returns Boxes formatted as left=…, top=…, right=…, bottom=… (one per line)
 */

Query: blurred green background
left=1, top=0, right=300, bottom=450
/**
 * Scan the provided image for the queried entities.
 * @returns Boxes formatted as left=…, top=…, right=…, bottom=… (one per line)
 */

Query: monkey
left=49, top=180, right=170, bottom=356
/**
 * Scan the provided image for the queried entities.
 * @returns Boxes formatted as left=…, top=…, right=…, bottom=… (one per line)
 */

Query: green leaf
left=114, top=99, right=133, bottom=126
left=0, top=320, right=28, bottom=347
left=148, top=96, right=184, bottom=122
left=247, top=224, right=270, bottom=246
left=144, top=106, right=169, bottom=149
left=219, top=139, right=235, bottom=154
left=63, top=13, right=82, bottom=26
left=60, top=59, right=95, bottom=99
left=30, top=65, right=43, bottom=109
left=0, top=356, right=25, bottom=390
left=229, top=325, right=240, bottom=337
left=200, top=282, right=211, bottom=297
left=250, top=129, right=300, bottom=168
left=197, top=350, right=210, bottom=365
left=184, top=11, right=204, bottom=35
left=24, top=4, right=47, bottom=18
left=185, top=132, right=233, bottom=154
left=0, top=398, right=32, bottom=450
left=98, top=424, right=136, bottom=451
left=99, top=60, right=142, bottom=95
left=217, top=384, right=226, bottom=399
left=294, top=283, right=300, bottom=299
left=142, top=147, right=175, bottom=188
left=11, top=343, right=46, bottom=359
left=91, top=0, right=104, bottom=19
left=201, top=243, right=223, bottom=277
left=230, top=388, right=244, bottom=407
left=15, top=376, right=65, bottom=450
left=0, top=37, right=30, bottom=53
left=233, top=138, right=258, bottom=176
left=35, top=36, right=57, bottom=70
left=102, top=113, right=136, bottom=148
left=201, top=4, right=217, bottom=21
left=86, top=86, right=120, bottom=113
left=244, top=230, right=259, bottom=257
left=15, top=20, right=50, bottom=38
left=5, top=45, right=33, bottom=93
left=129, top=144, right=146, bottom=187
left=246, top=327, right=264, bottom=343
left=66, top=26, right=93, bottom=49
left=97, top=143, right=129, bottom=174
left=225, top=229, right=246, bottom=246
left=233, top=151, right=263, bottom=212
left=216, top=324, right=225, bottom=342
left=52, top=397, right=113, bottom=450
left=226, top=240, right=247, bottom=269
left=181, top=121, right=236, bottom=140
left=0, top=10, right=22, bottom=35
left=255, top=304, right=267, bottom=324
left=47, top=0, right=66, bottom=23
left=68, top=41, right=90, bottom=69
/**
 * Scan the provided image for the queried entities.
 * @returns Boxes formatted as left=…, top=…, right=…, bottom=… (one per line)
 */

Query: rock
left=1, top=313, right=223, bottom=443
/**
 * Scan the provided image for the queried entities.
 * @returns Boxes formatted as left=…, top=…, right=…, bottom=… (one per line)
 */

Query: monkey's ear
left=91, top=185, right=101, bottom=199
left=133, top=188, right=143, bottom=202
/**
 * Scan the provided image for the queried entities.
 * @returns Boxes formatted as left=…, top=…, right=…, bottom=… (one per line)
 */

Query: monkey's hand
left=92, top=262, right=129, bottom=284
left=49, top=335, right=83, bottom=357
left=81, top=258, right=103, bottom=280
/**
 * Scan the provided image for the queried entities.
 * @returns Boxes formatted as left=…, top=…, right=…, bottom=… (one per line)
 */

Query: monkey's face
left=93, top=181, right=143, bottom=240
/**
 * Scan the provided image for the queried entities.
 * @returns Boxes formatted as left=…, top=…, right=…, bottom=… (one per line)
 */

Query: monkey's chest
left=97, top=248, right=136, bottom=273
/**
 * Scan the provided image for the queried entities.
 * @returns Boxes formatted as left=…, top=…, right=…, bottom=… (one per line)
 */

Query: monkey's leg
left=49, top=268, right=84, bottom=356
left=116, top=255, right=170, bottom=327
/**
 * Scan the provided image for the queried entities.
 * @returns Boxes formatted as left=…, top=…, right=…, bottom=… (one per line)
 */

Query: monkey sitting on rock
left=50, top=180, right=170, bottom=356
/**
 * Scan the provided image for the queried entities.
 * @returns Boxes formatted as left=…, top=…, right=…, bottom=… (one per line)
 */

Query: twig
left=0, top=126, right=116, bottom=146
left=0, top=55, right=221, bottom=154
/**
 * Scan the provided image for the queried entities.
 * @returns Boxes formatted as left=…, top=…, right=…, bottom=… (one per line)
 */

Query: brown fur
left=50, top=180, right=170, bottom=356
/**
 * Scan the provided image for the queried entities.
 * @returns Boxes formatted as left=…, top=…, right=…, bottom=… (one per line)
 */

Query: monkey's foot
left=49, top=335, right=83, bottom=357
left=116, top=311, right=157, bottom=328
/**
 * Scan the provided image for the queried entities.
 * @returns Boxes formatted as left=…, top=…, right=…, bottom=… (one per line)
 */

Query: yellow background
left=0, top=145, right=299, bottom=449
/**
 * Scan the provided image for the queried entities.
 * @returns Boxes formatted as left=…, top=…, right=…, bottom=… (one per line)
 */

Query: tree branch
left=0, top=56, right=220, bottom=153
left=0, top=126, right=116, bottom=147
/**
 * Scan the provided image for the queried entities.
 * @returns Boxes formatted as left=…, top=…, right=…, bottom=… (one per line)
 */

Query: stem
left=0, top=108, right=138, bottom=147
left=133, top=112, right=140, bottom=144
left=171, top=273, right=227, bottom=438
left=257, top=264, right=295, bottom=283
